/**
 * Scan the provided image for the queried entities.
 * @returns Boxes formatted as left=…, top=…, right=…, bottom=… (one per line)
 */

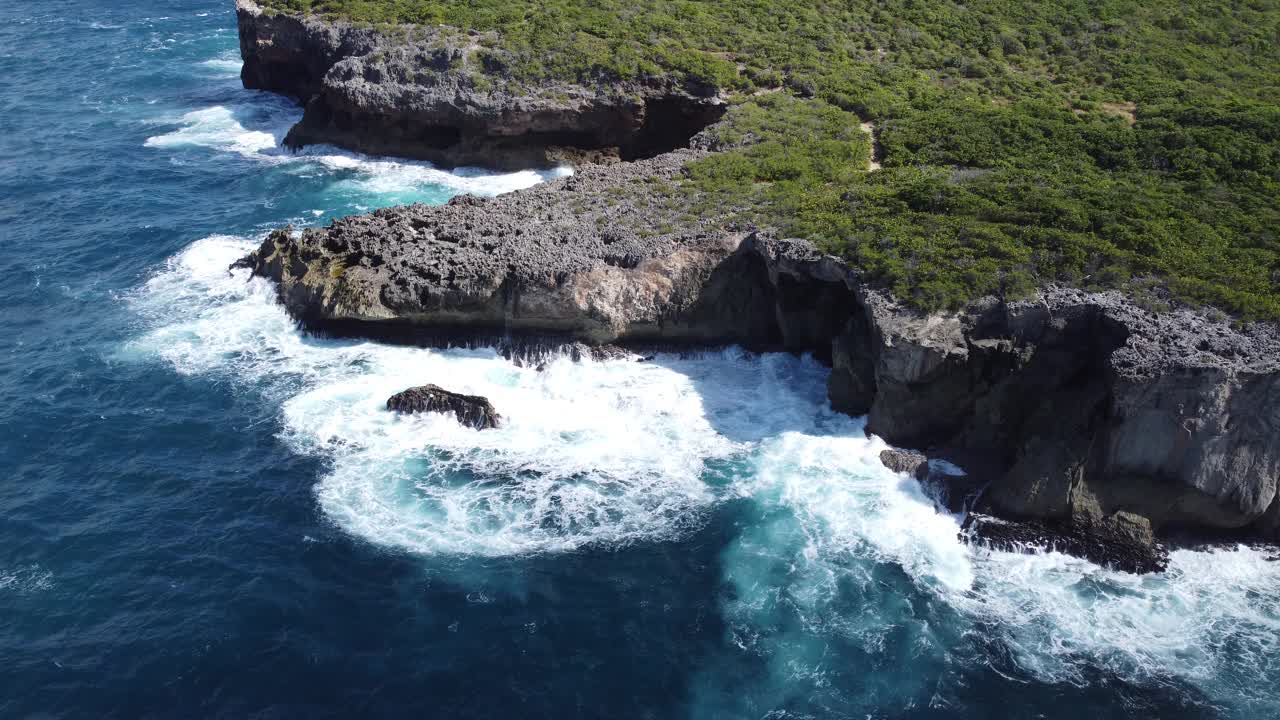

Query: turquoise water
left=2, top=1, right=1279, bottom=717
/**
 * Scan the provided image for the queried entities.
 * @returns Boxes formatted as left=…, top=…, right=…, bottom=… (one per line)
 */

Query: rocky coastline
left=234, top=0, right=1280, bottom=572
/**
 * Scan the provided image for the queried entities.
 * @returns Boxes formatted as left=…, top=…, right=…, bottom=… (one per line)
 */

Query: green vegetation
left=261, top=0, right=1280, bottom=318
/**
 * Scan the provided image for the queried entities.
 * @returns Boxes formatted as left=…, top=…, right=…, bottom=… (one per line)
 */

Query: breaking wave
left=143, top=100, right=569, bottom=203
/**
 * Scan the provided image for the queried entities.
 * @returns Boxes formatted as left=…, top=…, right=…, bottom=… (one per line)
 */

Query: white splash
left=198, top=56, right=243, bottom=76
left=311, top=152, right=571, bottom=199
left=143, top=100, right=570, bottom=200
left=956, top=543, right=1280, bottom=689
left=716, top=418, right=1280, bottom=706
left=144, top=105, right=279, bottom=156
left=296, top=354, right=734, bottom=555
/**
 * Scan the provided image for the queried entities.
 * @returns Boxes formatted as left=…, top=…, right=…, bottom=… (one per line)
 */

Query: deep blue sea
left=2, top=1, right=1278, bottom=717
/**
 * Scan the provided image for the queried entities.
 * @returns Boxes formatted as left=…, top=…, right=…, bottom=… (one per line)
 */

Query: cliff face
left=236, top=0, right=379, bottom=100
left=834, top=286, right=1280, bottom=555
left=237, top=148, right=1280, bottom=568
left=235, top=0, right=725, bottom=169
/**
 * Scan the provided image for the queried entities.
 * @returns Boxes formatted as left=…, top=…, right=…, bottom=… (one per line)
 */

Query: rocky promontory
left=236, top=0, right=724, bottom=169
left=233, top=0, right=1280, bottom=572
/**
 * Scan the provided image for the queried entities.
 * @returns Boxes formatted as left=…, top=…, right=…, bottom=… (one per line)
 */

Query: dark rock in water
left=386, top=384, right=502, bottom=430
left=962, top=512, right=1168, bottom=574
left=879, top=448, right=929, bottom=481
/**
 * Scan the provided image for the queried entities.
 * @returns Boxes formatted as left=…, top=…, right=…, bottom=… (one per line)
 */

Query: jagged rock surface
left=839, top=287, right=1280, bottom=548
left=386, top=384, right=502, bottom=430
left=236, top=0, right=725, bottom=168
left=236, top=0, right=379, bottom=100
left=239, top=150, right=784, bottom=346
left=879, top=448, right=930, bottom=481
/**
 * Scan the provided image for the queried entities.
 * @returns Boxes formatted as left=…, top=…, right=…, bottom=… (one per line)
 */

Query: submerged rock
left=386, top=384, right=502, bottom=430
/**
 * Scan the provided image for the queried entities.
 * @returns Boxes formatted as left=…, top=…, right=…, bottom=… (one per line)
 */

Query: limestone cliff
left=236, top=0, right=724, bottom=169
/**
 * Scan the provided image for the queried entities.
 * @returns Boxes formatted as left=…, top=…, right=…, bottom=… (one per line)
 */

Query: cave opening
left=621, top=98, right=728, bottom=161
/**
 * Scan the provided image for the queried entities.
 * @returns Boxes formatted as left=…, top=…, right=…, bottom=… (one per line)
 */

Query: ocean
left=1, top=2, right=1277, bottom=717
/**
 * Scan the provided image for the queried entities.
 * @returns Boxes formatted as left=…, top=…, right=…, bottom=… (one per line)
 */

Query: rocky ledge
left=962, top=512, right=1168, bottom=574
left=237, top=145, right=1280, bottom=572
left=236, top=0, right=725, bottom=169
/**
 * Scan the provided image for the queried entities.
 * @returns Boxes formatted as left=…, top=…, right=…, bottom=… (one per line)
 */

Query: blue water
left=3, top=1, right=1279, bottom=717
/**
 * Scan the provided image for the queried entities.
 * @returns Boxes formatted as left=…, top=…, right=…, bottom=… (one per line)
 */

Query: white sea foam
left=144, top=106, right=280, bottom=156
left=143, top=101, right=570, bottom=200
left=956, top=543, right=1280, bottom=690
left=296, top=354, right=735, bottom=555
left=129, top=236, right=743, bottom=555
left=736, top=431, right=975, bottom=591
left=717, top=415, right=1280, bottom=705
left=0, top=565, right=53, bottom=594
left=312, top=152, right=571, bottom=199
left=198, top=57, right=243, bottom=76
left=132, top=234, right=1280, bottom=707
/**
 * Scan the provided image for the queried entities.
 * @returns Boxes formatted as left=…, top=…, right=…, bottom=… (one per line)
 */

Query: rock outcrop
left=879, top=448, right=930, bottom=481
left=237, top=149, right=783, bottom=346
left=837, top=286, right=1280, bottom=558
left=236, top=0, right=725, bottom=168
left=236, top=0, right=380, bottom=101
left=386, top=384, right=502, bottom=429
left=962, top=512, right=1167, bottom=574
